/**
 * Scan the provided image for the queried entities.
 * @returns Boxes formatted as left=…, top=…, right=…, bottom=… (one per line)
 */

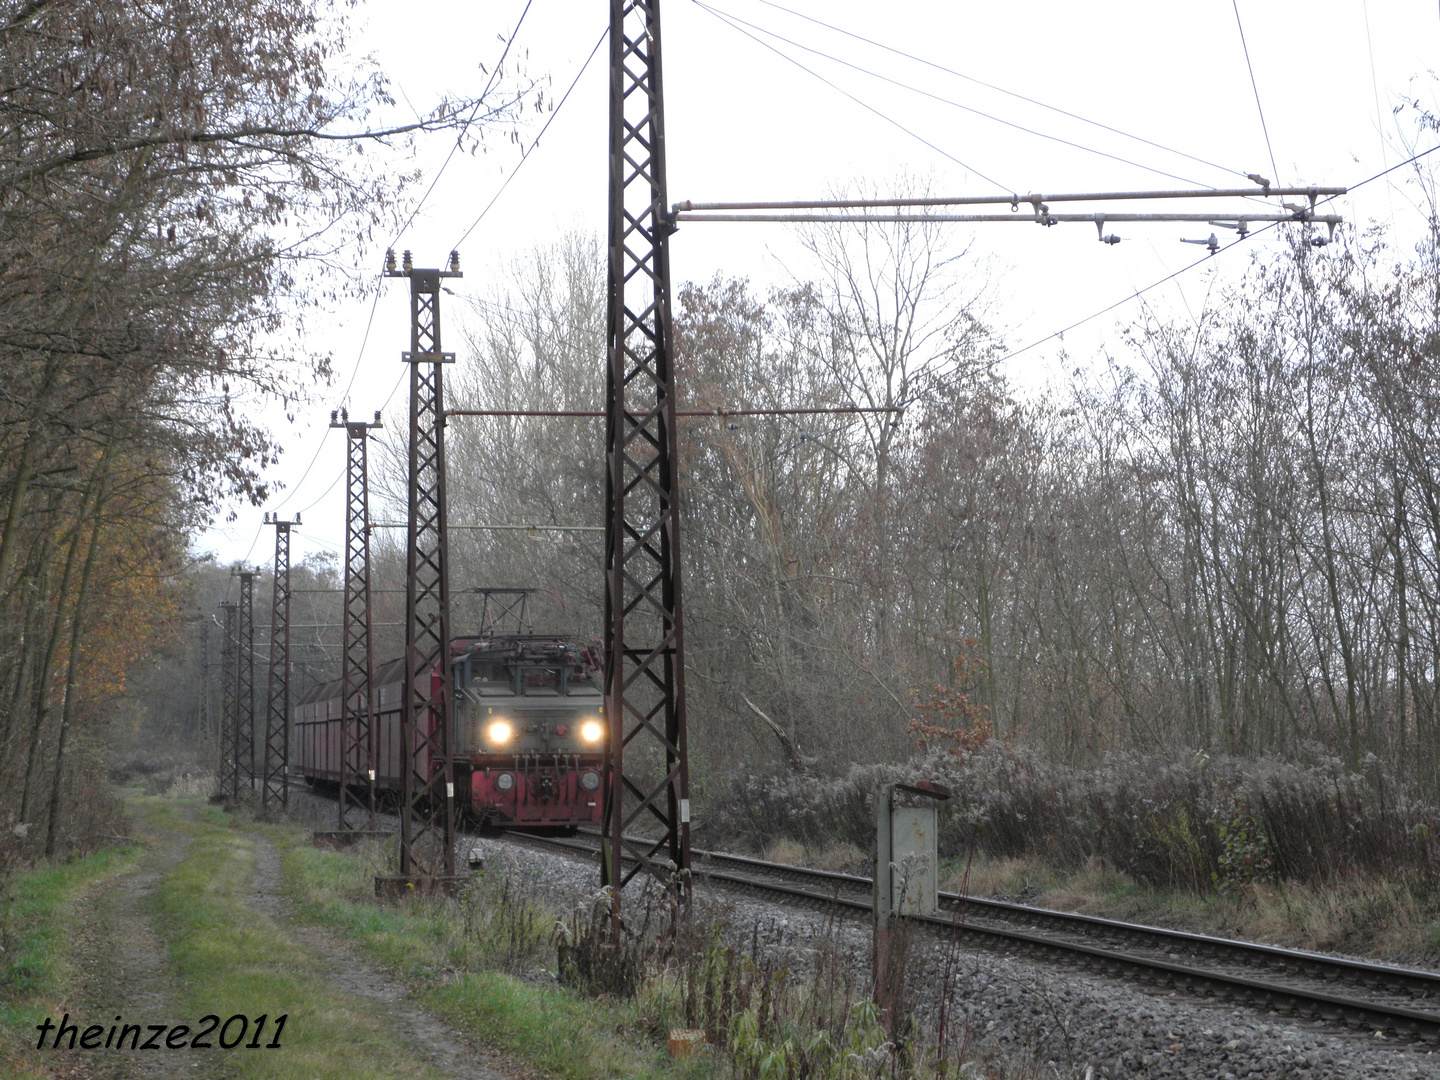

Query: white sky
left=200, top=0, right=1440, bottom=570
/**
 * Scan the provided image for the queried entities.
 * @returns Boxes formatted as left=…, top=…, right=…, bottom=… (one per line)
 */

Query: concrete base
left=311, top=829, right=393, bottom=848
left=374, top=874, right=470, bottom=898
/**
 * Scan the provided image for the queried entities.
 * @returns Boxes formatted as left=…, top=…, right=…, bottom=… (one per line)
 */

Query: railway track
left=499, top=828, right=1440, bottom=1044
left=274, top=776, right=1440, bottom=1043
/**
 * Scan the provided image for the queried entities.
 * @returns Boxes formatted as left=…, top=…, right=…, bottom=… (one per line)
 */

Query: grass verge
left=269, top=823, right=710, bottom=1080
left=763, top=828, right=1440, bottom=962
left=271, top=824, right=1048, bottom=1079
left=0, top=840, right=139, bottom=1078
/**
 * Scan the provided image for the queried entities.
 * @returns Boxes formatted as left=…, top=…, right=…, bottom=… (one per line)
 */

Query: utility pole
left=217, top=602, right=237, bottom=796
left=198, top=620, right=210, bottom=743
left=234, top=569, right=256, bottom=800
left=333, top=410, right=383, bottom=833
left=262, top=515, right=299, bottom=809
left=381, top=249, right=462, bottom=891
left=602, top=0, right=691, bottom=917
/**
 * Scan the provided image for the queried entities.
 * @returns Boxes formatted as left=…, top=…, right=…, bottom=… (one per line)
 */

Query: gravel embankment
left=474, top=833, right=1440, bottom=1080
left=269, top=787, right=1439, bottom=1078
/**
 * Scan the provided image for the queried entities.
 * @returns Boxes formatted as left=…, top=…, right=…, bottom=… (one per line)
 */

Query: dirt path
left=54, top=817, right=220, bottom=1080
left=241, top=831, right=515, bottom=1080
left=48, top=817, right=207, bottom=1080
left=46, top=801, right=518, bottom=1080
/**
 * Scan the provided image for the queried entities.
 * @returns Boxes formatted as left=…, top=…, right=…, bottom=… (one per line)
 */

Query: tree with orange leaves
left=910, top=639, right=994, bottom=756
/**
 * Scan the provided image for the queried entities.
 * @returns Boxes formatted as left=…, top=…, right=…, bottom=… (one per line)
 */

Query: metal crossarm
left=262, top=518, right=296, bottom=808
left=387, top=250, right=461, bottom=883
left=333, top=412, right=382, bottom=830
left=235, top=570, right=256, bottom=799
left=673, top=188, right=1349, bottom=247
left=602, top=0, right=692, bottom=913
left=217, top=602, right=238, bottom=797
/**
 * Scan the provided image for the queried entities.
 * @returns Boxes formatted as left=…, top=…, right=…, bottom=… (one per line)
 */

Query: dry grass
left=162, top=770, right=215, bottom=798
left=938, top=854, right=1440, bottom=964
left=761, top=837, right=806, bottom=867
left=762, top=838, right=865, bottom=874
left=941, top=854, right=1062, bottom=901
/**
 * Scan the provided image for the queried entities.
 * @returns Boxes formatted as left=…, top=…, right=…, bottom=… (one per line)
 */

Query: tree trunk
left=45, top=454, right=111, bottom=856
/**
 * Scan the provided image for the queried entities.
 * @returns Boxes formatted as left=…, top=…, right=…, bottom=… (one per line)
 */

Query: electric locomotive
left=292, top=633, right=606, bottom=828
left=455, top=634, right=606, bottom=826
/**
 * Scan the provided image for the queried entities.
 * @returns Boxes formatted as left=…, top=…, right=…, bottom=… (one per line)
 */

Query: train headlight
left=486, top=720, right=513, bottom=745
left=579, top=770, right=601, bottom=792
left=495, top=772, right=515, bottom=792
left=580, top=719, right=604, bottom=744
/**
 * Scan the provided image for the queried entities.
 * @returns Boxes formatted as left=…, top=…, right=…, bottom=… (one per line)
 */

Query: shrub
left=703, top=745, right=1440, bottom=895
left=554, top=884, right=676, bottom=998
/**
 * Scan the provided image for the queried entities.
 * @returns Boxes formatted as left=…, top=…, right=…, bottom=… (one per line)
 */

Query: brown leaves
left=910, top=639, right=993, bottom=757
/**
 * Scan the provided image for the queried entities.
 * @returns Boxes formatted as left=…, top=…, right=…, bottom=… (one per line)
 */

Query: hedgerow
left=702, top=746, right=1440, bottom=894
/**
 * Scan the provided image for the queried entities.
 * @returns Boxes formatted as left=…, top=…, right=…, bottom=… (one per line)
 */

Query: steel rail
left=501, top=829, right=1440, bottom=1041
left=688, top=846, right=1440, bottom=996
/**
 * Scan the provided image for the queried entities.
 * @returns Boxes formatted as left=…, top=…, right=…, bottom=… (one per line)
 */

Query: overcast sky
left=200, top=0, right=1440, bottom=570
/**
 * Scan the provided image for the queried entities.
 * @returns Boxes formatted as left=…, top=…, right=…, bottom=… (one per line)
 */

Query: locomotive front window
left=521, top=666, right=561, bottom=695
left=470, top=662, right=516, bottom=697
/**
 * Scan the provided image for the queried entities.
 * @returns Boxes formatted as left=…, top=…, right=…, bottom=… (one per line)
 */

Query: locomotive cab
left=454, top=636, right=605, bottom=827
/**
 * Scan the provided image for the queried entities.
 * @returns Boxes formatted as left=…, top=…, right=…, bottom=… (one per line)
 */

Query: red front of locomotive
left=454, top=637, right=605, bottom=827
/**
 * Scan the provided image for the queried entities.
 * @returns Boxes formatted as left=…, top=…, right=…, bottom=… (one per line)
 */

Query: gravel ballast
left=476, top=832, right=1440, bottom=1080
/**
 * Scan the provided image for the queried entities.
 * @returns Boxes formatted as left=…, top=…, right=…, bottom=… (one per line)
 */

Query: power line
left=1231, top=0, right=1281, bottom=191
left=380, top=367, right=407, bottom=414
left=267, top=4, right=539, bottom=521
left=752, top=0, right=1253, bottom=184
left=692, top=1, right=1010, bottom=191
left=292, top=468, right=344, bottom=517
left=293, top=529, right=343, bottom=553
left=332, top=0, right=538, bottom=417
left=697, top=0, right=1219, bottom=191
left=395, top=0, right=536, bottom=252
left=452, top=24, right=609, bottom=251
left=308, top=22, right=606, bottom=586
